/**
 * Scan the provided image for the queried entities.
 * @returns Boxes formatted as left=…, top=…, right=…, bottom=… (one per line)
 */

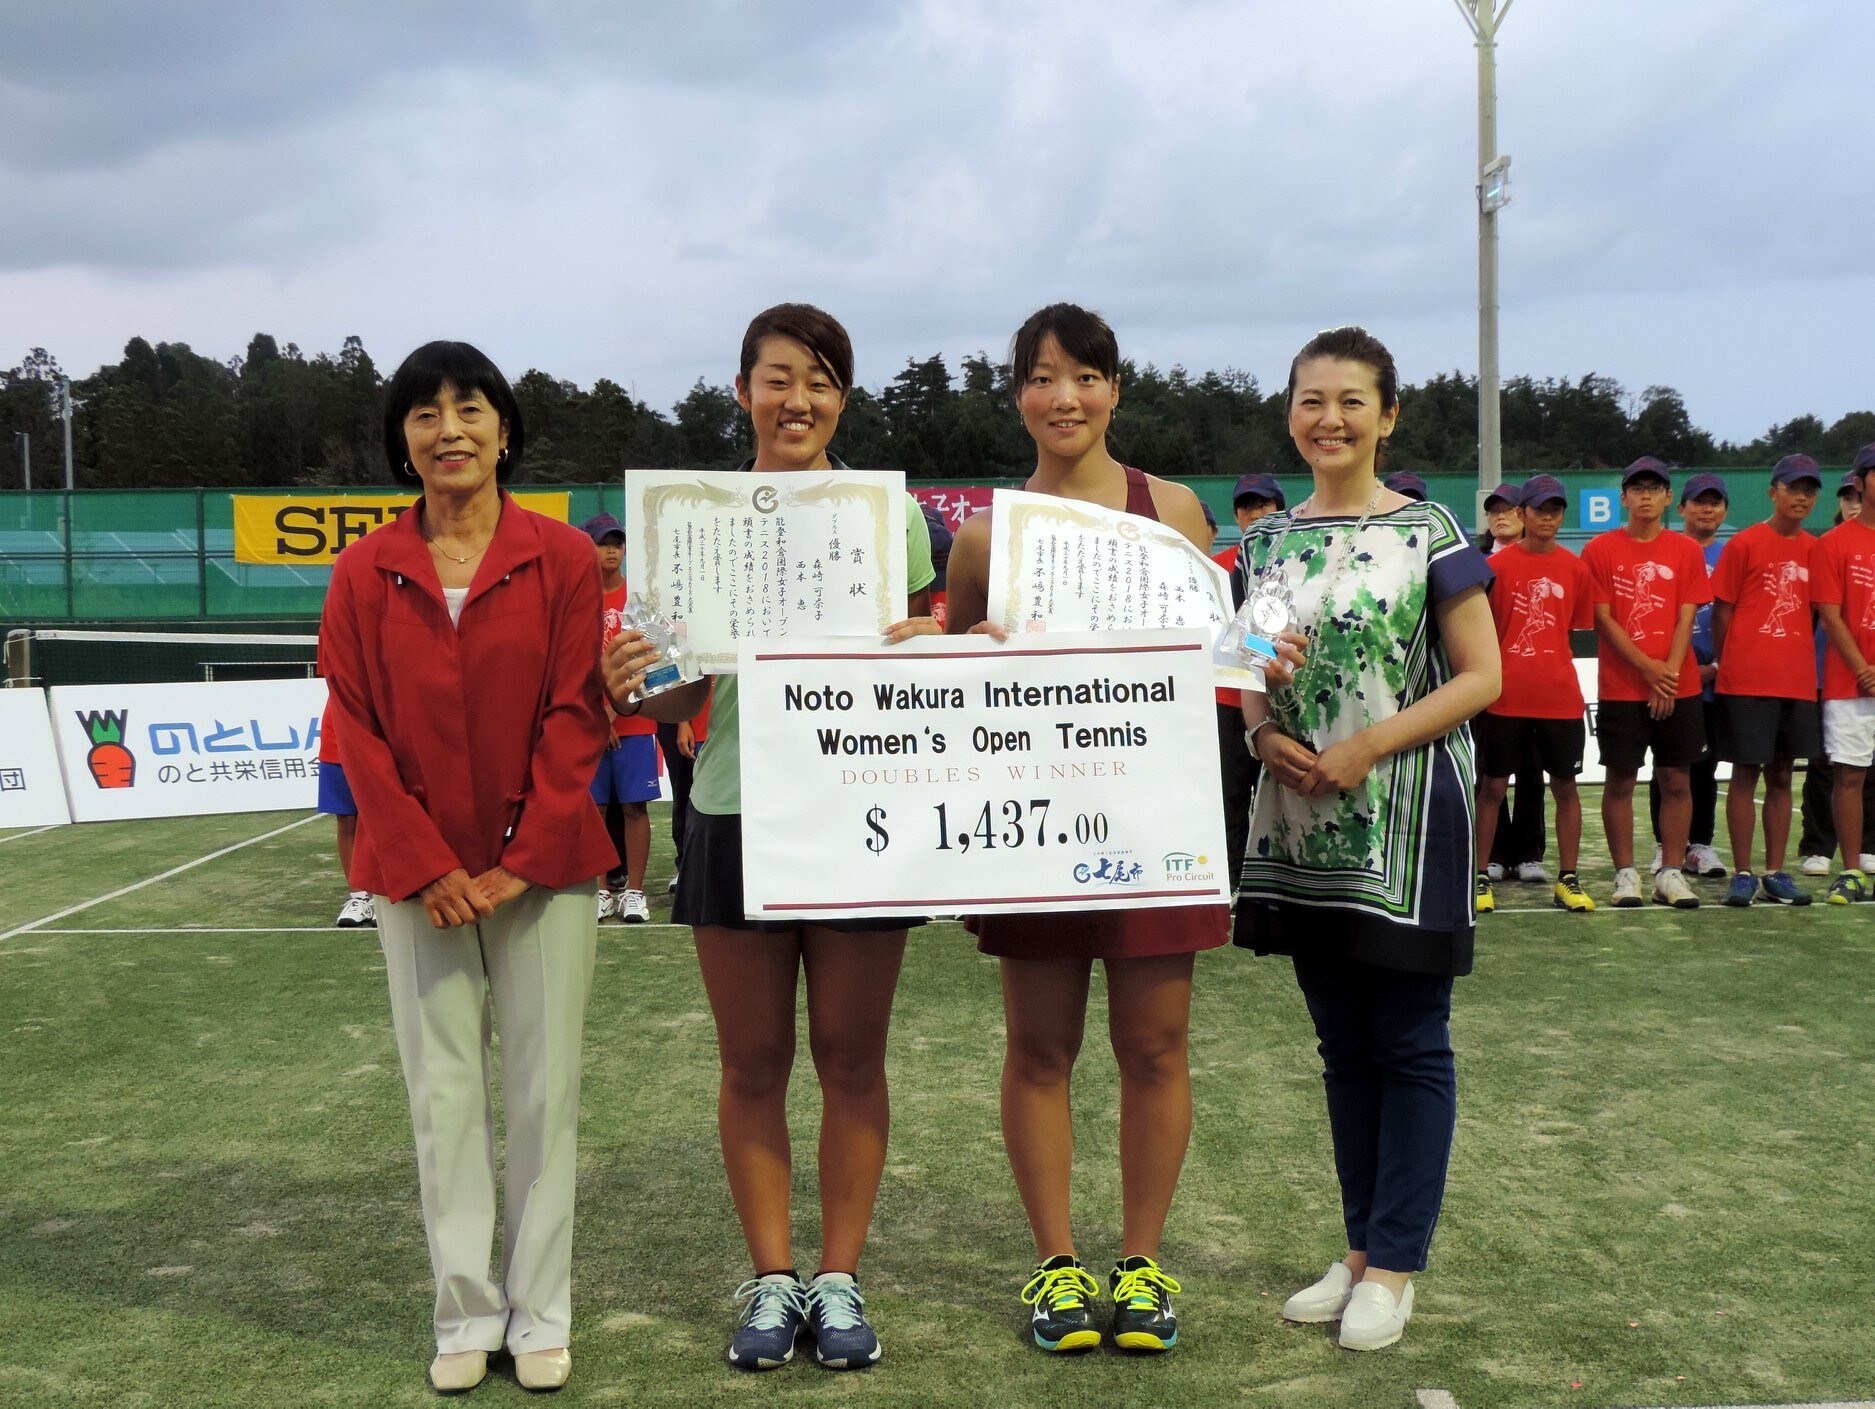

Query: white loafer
left=1338, top=1280, right=1414, bottom=1351
left=428, top=1349, right=488, bottom=1393
left=515, top=1347, right=572, bottom=1392
left=1281, top=1261, right=1355, bottom=1323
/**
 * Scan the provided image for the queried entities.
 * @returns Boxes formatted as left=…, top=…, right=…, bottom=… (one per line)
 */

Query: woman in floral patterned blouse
left=1231, top=326, right=1501, bottom=1352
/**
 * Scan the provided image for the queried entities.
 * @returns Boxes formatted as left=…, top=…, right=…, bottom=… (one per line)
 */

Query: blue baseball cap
left=1770, top=454, right=1823, bottom=488
left=1384, top=471, right=1428, bottom=502
left=580, top=512, right=625, bottom=544
left=1677, top=471, right=1727, bottom=504
left=1852, top=443, right=1875, bottom=478
left=1842, top=469, right=1864, bottom=495
left=1200, top=499, right=1218, bottom=530
left=1520, top=473, right=1568, bottom=508
left=1232, top=472, right=1285, bottom=508
left=1623, top=456, right=1673, bottom=489
left=1483, top=482, right=1523, bottom=509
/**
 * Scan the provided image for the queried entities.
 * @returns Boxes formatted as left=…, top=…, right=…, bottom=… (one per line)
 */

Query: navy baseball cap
left=580, top=512, right=625, bottom=543
left=1384, top=471, right=1428, bottom=501
left=1232, top=472, right=1285, bottom=508
left=1520, top=473, right=1568, bottom=508
left=1677, top=471, right=1727, bottom=504
left=1842, top=469, right=1864, bottom=495
left=1770, top=454, right=1823, bottom=488
left=1852, top=443, right=1875, bottom=478
left=1483, top=482, right=1523, bottom=509
left=1623, top=456, right=1673, bottom=489
left=1200, top=499, right=1218, bottom=530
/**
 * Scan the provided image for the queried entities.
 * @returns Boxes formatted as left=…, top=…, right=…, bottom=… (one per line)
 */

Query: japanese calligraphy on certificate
left=738, top=630, right=1229, bottom=919
left=981, top=488, right=1257, bottom=688
left=624, top=468, right=910, bottom=673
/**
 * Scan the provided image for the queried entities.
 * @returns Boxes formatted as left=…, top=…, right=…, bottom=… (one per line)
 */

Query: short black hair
left=1008, top=303, right=1121, bottom=393
left=739, top=304, right=854, bottom=393
left=382, top=341, right=525, bottom=483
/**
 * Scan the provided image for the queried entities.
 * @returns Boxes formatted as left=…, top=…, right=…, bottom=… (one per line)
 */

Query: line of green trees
left=3, top=335, right=1871, bottom=490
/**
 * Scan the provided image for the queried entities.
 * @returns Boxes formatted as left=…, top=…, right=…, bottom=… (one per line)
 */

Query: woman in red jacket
left=319, top=341, right=616, bottom=1395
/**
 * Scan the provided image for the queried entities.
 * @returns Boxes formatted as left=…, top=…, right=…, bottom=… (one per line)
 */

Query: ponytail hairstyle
left=1285, top=325, right=1399, bottom=475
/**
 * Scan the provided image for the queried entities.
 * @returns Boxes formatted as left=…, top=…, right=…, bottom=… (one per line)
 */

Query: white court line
left=0, top=824, right=62, bottom=846
left=0, top=814, right=322, bottom=949
left=1418, top=1392, right=1874, bottom=1409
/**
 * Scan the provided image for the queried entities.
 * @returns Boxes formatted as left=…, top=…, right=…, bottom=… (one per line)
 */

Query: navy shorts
left=1713, top=694, right=1820, bottom=766
left=590, top=735, right=662, bottom=805
left=316, top=760, right=357, bottom=816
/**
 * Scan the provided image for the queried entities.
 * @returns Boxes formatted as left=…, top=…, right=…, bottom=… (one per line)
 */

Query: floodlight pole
left=59, top=379, right=76, bottom=491
left=1454, top=0, right=1512, bottom=510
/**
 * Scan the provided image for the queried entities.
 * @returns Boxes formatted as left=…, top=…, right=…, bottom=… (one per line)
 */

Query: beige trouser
left=376, top=880, right=598, bottom=1355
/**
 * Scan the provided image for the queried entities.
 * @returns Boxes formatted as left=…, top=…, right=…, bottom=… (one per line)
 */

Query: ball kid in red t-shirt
left=1809, top=447, right=1875, bottom=890
left=1474, top=475, right=1597, bottom=910
left=1709, top=456, right=1823, bottom=896
left=1581, top=458, right=1715, bottom=906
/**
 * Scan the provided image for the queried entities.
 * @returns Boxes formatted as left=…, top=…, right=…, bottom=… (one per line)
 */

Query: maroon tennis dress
left=969, top=467, right=1232, bottom=961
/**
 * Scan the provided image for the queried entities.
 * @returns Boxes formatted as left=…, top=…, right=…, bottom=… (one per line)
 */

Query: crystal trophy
left=622, top=593, right=694, bottom=701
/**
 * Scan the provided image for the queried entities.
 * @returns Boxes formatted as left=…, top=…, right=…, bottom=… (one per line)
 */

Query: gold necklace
left=428, top=537, right=489, bottom=565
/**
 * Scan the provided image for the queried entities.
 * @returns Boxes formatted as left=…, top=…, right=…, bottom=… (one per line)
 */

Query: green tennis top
left=691, top=489, right=935, bottom=817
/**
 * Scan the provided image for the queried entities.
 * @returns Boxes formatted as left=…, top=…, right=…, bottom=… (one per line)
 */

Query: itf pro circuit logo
left=76, top=709, right=135, bottom=789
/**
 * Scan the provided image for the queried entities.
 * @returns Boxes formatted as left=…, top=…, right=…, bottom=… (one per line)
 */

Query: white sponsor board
left=624, top=468, right=910, bottom=673
left=982, top=488, right=1254, bottom=688
left=0, top=689, right=73, bottom=827
left=50, top=678, right=328, bottom=822
left=738, top=630, right=1229, bottom=920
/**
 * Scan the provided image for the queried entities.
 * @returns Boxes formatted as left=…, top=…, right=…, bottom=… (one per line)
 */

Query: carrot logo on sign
left=76, top=709, right=136, bottom=788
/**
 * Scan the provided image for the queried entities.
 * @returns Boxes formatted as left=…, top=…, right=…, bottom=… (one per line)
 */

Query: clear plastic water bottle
left=622, top=593, right=693, bottom=700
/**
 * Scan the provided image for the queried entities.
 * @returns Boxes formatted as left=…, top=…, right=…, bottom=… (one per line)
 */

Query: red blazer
left=318, top=494, right=617, bottom=903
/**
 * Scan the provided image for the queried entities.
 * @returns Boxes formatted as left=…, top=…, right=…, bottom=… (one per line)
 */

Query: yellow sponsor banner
left=231, top=493, right=572, bottom=565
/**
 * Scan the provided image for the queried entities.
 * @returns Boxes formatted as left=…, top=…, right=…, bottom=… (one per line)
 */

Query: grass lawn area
left=1, top=795, right=1872, bottom=1408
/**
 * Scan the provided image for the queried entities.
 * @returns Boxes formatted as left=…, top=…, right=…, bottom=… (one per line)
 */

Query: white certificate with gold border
left=624, top=469, right=909, bottom=673
left=982, top=488, right=1256, bottom=687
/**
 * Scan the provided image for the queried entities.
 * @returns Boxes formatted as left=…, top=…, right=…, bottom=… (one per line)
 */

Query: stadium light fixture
left=1453, top=0, right=1514, bottom=518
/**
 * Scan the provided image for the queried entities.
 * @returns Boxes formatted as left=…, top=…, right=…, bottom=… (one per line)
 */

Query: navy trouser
left=1292, top=953, right=1457, bottom=1273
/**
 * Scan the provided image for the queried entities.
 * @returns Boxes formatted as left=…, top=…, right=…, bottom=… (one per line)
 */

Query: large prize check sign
left=738, top=631, right=1229, bottom=919
left=624, top=468, right=909, bottom=673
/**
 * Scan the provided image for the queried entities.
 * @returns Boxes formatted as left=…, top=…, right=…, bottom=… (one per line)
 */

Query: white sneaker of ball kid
left=1514, top=862, right=1549, bottom=883
left=1800, top=854, right=1832, bottom=877
left=1684, top=843, right=1726, bottom=878
left=596, top=890, right=616, bottom=922
left=618, top=890, right=651, bottom=924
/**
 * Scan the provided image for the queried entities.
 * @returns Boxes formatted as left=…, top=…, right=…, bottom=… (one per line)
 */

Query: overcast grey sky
left=2, top=1, right=1868, bottom=445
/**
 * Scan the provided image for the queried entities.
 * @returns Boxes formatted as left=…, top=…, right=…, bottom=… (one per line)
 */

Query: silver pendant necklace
left=1253, top=483, right=1384, bottom=696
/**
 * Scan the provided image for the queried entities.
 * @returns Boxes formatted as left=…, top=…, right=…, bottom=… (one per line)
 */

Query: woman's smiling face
left=1287, top=357, right=1397, bottom=476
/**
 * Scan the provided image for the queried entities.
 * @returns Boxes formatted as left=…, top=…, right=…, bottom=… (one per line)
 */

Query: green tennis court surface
left=2, top=793, right=1871, bottom=1407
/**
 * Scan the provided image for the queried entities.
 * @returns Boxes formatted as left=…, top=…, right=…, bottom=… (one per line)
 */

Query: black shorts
left=1595, top=698, right=1707, bottom=774
left=1473, top=712, right=1587, bottom=780
left=671, top=809, right=923, bottom=934
left=1714, top=694, right=1821, bottom=766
